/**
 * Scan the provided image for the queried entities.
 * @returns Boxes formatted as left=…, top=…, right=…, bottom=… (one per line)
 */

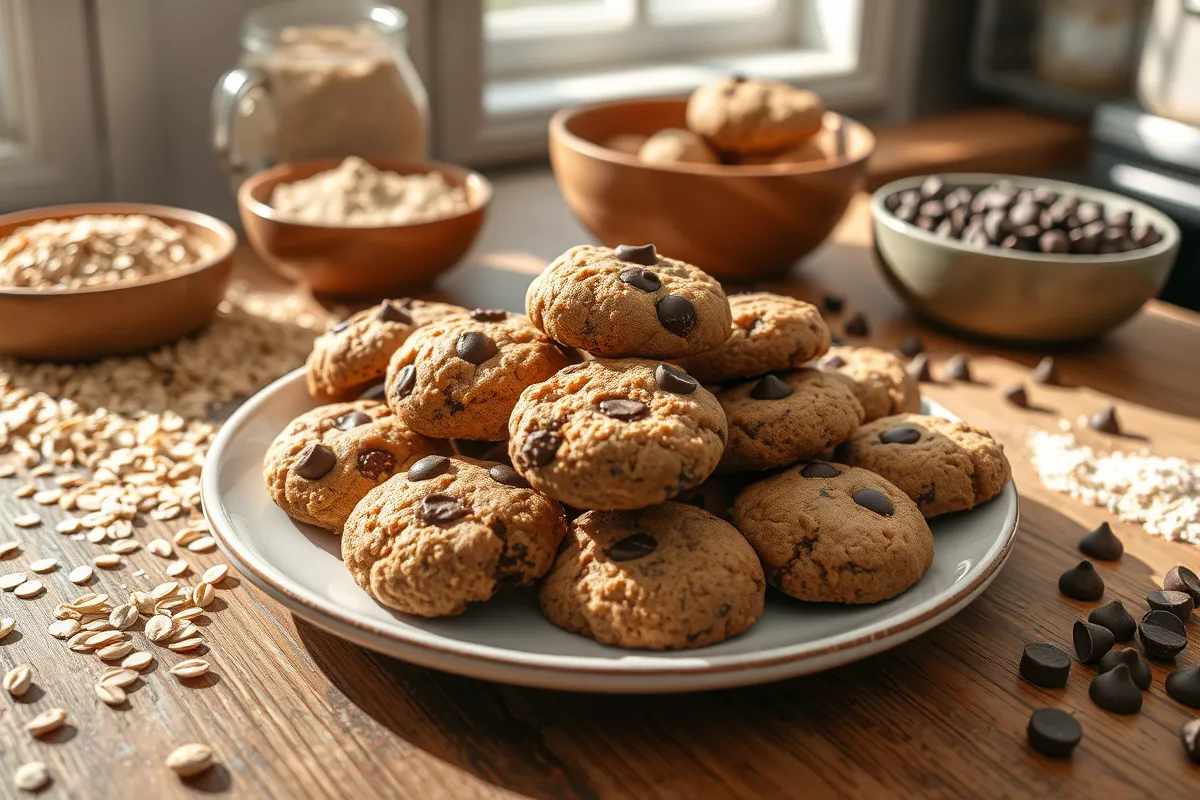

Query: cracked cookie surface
left=525, top=244, right=732, bottom=358
left=306, top=299, right=467, bottom=402
left=677, top=292, right=831, bottom=383
left=538, top=502, right=765, bottom=649
left=686, top=77, right=824, bottom=155
left=817, top=346, right=920, bottom=422
left=263, top=400, right=443, bottom=533
left=342, top=456, right=566, bottom=617
left=385, top=311, right=571, bottom=441
left=731, top=462, right=933, bottom=604
left=837, top=413, right=1010, bottom=518
left=508, top=358, right=727, bottom=510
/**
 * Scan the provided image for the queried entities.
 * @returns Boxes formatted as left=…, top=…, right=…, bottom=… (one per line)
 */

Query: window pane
left=486, top=0, right=635, bottom=39
left=648, top=0, right=779, bottom=24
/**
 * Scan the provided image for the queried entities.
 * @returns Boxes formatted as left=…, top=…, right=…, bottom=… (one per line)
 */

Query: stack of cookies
left=264, top=243, right=1011, bottom=650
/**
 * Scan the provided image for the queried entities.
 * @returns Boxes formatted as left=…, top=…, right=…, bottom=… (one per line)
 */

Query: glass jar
left=1034, top=0, right=1147, bottom=93
left=211, top=0, right=428, bottom=189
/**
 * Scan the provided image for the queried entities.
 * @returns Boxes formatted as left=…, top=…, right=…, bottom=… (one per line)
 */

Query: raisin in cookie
left=837, top=413, right=1010, bottom=517
left=525, top=244, right=732, bottom=358
left=714, top=368, right=863, bottom=473
left=343, top=456, right=566, bottom=617
left=686, top=76, right=824, bottom=155
left=385, top=310, right=571, bottom=441
left=676, top=292, right=831, bottom=383
left=731, top=462, right=934, bottom=604
left=538, top=502, right=765, bottom=649
left=508, top=359, right=727, bottom=510
left=306, top=299, right=467, bottom=402
left=817, top=346, right=921, bottom=422
left=263, top=400, right=442, bottom=533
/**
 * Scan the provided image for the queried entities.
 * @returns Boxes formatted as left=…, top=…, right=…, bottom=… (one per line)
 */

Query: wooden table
left=3, top=167, right=1199, bottom=799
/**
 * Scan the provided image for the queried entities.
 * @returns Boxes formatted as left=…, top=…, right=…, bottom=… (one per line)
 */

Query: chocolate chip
left=1139, top=610, right=1187, bottom=660
left=607, top=533, right=657, bottom=561
left=1166, top=667, right=1200, bottom=708
left=618, top=267, right=662, bottom=293
left=800, top=461, right=840, bottom=478
left=614, top=244, right=657, bottom=266
left=334, top=411, right=372, bottom=431
left=843, top=312, right=869, bottom=337
left=656, top=296, right=697, bottom=337
left=1088, top=405, right=1121, bottom=435
left=749, top=374, right=793, bottom=400
left=1039, top=229, right=1070, bottom=253
left=880, top=426, right=920, bottom=445
left=1130, top=224, right=1161, bottom=248
left=822, top=294, right=845, bottom=313
left=356, top=449, right=395, bottom=481
left=1031, top=356, right=1060, bottom=385
left=1073, top=620, right=1115, bottom=665
left=654, top=363, right=698, bottom=394
left=469, top=308, right=507, bottom=322
left=391, top=364, right=416, bottom=399
left=419, top=494, right=469, bottom=524
left=379, top=299, right=413, bottom=324
left=944, top=354, right=972, bottom=381
left=1098, top=648, right=1151, bottom=690
left=1088, top=599, right=1136, bottom=641
left=1076, top=201, right=1104, bottom=225
left=331, top=319, right=352, bottom=334
left=1181, top=719, right=1200, bottom=764
left=852, top=487, right=893, bottom=516
left=920, top=176, right=945, bottom=200
left=897, top=335, right=924, bottom=358
left=598, top=398, right=650, bottom=421
left=1089, top=663, right=1143, bottom=714
left=1147, top=589, right=1194, bottom=625
left=295, top=443, right=336, bottom=480
left=820, top=354, right=847, bottom=369
left=1008, top=202, right=1040, bottom=228
left=407, top=455, right=450, bottom=481
left=1164, top=565, right=1200, bottom=604
left=1019, top=642, right=1071, bottom=688
left=456, top=331, right=498, bottom=364
left=1079, top=521, right=1123, bottom=561
left=1027, top=708, right=1082, bottom=757
left=522, top=431, right=561, bottom=467
left=907, top=353, right=933, bottom=382
left=1058, top=560, right=1104, bottom=601
left=1003, top=384, right=1029, bottom=408
left=488, top=464, right=529, bottom=489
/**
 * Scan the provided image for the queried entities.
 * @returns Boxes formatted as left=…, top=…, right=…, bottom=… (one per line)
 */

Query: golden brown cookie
left=602, top=133, right=647, bottom=155
left=686, top=76, right=824, bottom=155
left=538, top=502, right=765, bottom=649
left=263, top=400, right=442, bottom=533
left=342, top=456, right=566, bottom=617
left=817, top=346, right=921, bottom=422
left=525, top=244, right=732, bottom=358
left=305, top=299, right=466, bottom=402
left=508, top=358, right=727, bottom=510
left=676, top=292, right=831, bottom=383
left=836, top=413, right=1011, bottom=517
left=637, top=128, right=719, bottom=165
left=385, top=310, right=571, bottom=441
left=731, top=462, right=934, bottom=604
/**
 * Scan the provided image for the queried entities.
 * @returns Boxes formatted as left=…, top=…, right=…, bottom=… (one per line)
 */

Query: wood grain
left=2, top=168, right=1199, bottom=800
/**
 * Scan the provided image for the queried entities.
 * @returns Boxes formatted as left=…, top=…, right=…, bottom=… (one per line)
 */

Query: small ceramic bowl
left=0, top=203, right=236, bottom=361
left=239, top=158, right=491, bottom=297
left=871, top=174, right=1181, bottom=343
left=549, top=98, right=874, bottom=280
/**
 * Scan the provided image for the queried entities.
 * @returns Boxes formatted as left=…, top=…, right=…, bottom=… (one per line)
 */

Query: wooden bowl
left=549, top=99, right=874, bottom=280
left=238, top=158, right=491, bottom=297
left=0, top=203, right=236, bottom=361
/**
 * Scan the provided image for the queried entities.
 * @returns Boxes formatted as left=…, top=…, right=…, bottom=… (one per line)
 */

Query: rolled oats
left=166, top=743, right=214, bottom=777
left=26, top=707, right=68, bottom=737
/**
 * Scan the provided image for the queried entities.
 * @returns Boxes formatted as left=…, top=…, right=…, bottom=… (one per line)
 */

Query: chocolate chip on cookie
left=800, top=461, right=841, bottom=478
left=420, top=494, right=470, bottom=523
left=879, top=425, right=921, bottom=444
left=614, top=244, right=657, bottom=265
left=296, top=444, right=336, bottom=480
left=522, top=430, right=562, bottom=466
left=408, top=454, right=451, bottom=481
left=607, top=533, right=657, bottom=561
left=619, top=268, right=661, bottom=292
left=335, top=410, right=372, bottom=431
left=356, top=449, right=396, bottom=480
left=378, top=299, right=413, bottom=324
left=598, top=398, right=650, bottom=421
left=654, top=363, right=698, bottom=394
left=390, top=364, right=417, bottom=400
left=852, top=488, right=894, bottom=516
left=469, top=308, right=508, bottom=322
left=656, top=295, right=697, bottom=337
left=488, top=464, right=530, bottom=489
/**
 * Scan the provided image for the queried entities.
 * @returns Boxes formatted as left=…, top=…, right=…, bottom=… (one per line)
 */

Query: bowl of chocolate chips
left=871, top=174, right=1180, bottom=343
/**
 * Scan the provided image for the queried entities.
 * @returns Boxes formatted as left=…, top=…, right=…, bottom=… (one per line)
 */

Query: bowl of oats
left=0, top=204, right=237, bottom=361
left=238, top=156, right=491, bottom=296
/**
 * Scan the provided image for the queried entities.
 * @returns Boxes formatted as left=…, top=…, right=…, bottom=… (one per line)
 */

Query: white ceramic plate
left=201, top=368, right=1019, bottom=693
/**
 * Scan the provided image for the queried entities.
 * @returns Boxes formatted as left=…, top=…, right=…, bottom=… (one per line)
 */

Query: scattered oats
left=130, top=591, right=155, bottom=615
left=48, top=619, right=81, bottom=639
left=56, top=518, right=81, bottom=534
left=74, top=495, right=101, bottom=512
left=0, top=541, right=19, bottom=558
left=132, top=569, right=146, bottom=578
left=54, top=473, right=83, bottom=486
left=85, top=630, right=125, bottom=648
left=173, top=606, right=203, bottom=621
left=151, top=504, right=182, bottom=521
left=69, top=565, right=94, bottom=584
left=0, top=573, right=28, bottom=591
left=167, top=637, right=204, bottom=652
left=156, top=598, right=187, bottom=613
left=80, top=511, right=114, bottom=529
left=54, top=606, right=81, bottom=621
left=95, top=682, right=127, bottom=706
left=122, top=651, right=153, bottom=671
left=29, top=464, right=53, bottom=477
left=200, top=564, right=229, bottom=584
left=173, top=528, right=204, bottom=547
left=98, top=667, right=140, bottom=688
left=71, top=592, right=112, bottom=612
left=3, top=663, right=32, bottom=696
left=186, top=536, right=217, bottom=553
left=97, top=640, right=134, bottom=661
left=109, top=539, right=140, bottom=555
left=166, top=743, right=215, bottom=777
left=173, top=622, right=201, bottom=641
left=166, top=559, right=190, bottom=577
left=32, top=488, right=62, bottom=505
left=93, top=554, right=122, bottom=568
left=13, top=513, right=41, bottom=528
left=170, top=658, right=210, bottom=679
left=82, top=619, right=114, bottom=632
left=29, top=558, right=57, bottom=573
left=148, top=538, right=173, bottom=558
left=86, top=528, right=108, bottom=544
left=13, top=484, right=36, bottom=499
left=192, top=583, right=215, bottom=608
left=25, top=707, right=67, bottom=737
left=151, top=581, right=181, bottom=600
left=145, top=615, right=174, bottom=642
left=14, top=580, right=43, bottom=599
left=0, top=617, right=14, bottom=640
left=14, top=761, right=49, bottom=792
left=109, top=604, right=139, bottom=630
left=0, top=464, right=14, bottom=478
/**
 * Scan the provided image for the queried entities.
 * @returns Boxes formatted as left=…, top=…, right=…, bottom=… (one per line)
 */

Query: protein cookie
left=818, top=346, right=921, bottom=422
left=385, top=310, right=571, bottom=441
left=263, top=400, right=442, bottom=533
left=686, top=76, right=824, bottom=155
left=676, top=292, right=831, bottom=383
left=538, top=502, right=765, bottom=649
left=342, top=456, right=566, bottom=617
left=837, top=413, right=1011, bottom=517
left=306, top=299, right=466, bottom=402
left=731, top=463, right=934, bottom=604
left=508, top=358, right=727, bottom=510
left=525, top=244, right=732, bottom=358
left=714, top=368, right=864, bottom=473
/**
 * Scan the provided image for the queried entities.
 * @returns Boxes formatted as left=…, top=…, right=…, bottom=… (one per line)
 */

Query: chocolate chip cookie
left=686, top=76, right=824, bottom=155
left=714, top=368, right=864, bottom=473
left=508, top=358, right=727, bottom=510
left=676, top=292, right=831, bottom=383
left=342, top=456, right=566, bottom=617
left=263, top=400, right=443, bottom=533
left=731, top=462, right=934, bottom=604
left=385, top=310, right=571, bottom=441
left=817, top=346, right=921, bottom=422
left=837, top=413, right=1011, bottom=517
left=538, top=502, right=765, bottom=649
left=525, top=244, right=732, bottom=358
left=306, top=299, right=467, bottom=402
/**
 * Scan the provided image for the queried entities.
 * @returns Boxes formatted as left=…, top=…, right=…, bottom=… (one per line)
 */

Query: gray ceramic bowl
left=871, top=173, right=1180, bottom=343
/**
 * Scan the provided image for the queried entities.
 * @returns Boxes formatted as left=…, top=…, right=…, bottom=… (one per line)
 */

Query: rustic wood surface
left=2, top=168, right=1199, bottom=800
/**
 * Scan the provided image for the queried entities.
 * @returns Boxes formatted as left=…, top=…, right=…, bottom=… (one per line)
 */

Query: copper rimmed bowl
left=0, top=203, right=237, bottom=361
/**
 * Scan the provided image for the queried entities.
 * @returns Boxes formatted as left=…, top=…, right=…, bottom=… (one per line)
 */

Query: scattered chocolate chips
left=1167, top=667, right=1200, bottom=708
left=1079, top=521, right=1123, bottom=561
left=852, top=488, right=893, bottom=517
left=295, top=443, right=336, bottom=480
left=1032, top=356, right=1060, bottom=385
left=843, top=312, right=869, bottom=337
left=469, top=308, right=508, bottom=322
left=1088, top=405, right=1121, bottom=435
left=456, top=331, right=499, bottom=364
left=331, top=319, right=352, bottom=334
left=614, top=243, right=657, bottom=265
left=356, top=449, right=395, bottom=481
left=606, top=533, right=657, bottom=562
left=407, top=455, right=450, bottom=481
left=1097, top=648, right=1151, bottom=690
left=379, top=299, right=413, bottom=324
left=1003, top=384, right=1029, bottom=408
left=880, top=425, right=921, bottom=445
left=1073, top=620, right=1115, bottom=665
left=522, top=431, right=561, bottom=467
left=1147, top=589, right=1194, bottom=625
left=1164, top=566, right=1200, bottom=605
left=1019, top=642, right=1071, bottom=688
left=618, top=267, right=662, bottom=293
left=1182, top=719, right=1200, bottom=764
left=1058, top=560, right=1104, bottom=601
left=419, top=494, right=470, bottom=524
left=599, top=398, right=650, bottom=421
left=391, top=364, right=417, bottom=399
left=1027, top=708, right=1082, bottom=758
left=654, top=363, right=698, bottom=394
left=1139, top=610, right=1188, bottom=660
left=944, top=354, right=972, bottom=381
left=488, top=464, right=529, bottom=489
left=800, top=461, right=840, bottom=478
left=822, top=294, right=845, bottom=313
left=656, top=296, right=697, bottom=337
left=907, top=353, right=933, bottom=382
left=820, top=354, right=847, bottom=369
left=897, top=335, right=924, bottom=358
left=1089, top=663, right=1143, bottom=714
left=334, top=411, right=372, bottom=431
left=1088, top=599, right=1136, bottom=642
left=749, top=374, right=793, bottom=400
